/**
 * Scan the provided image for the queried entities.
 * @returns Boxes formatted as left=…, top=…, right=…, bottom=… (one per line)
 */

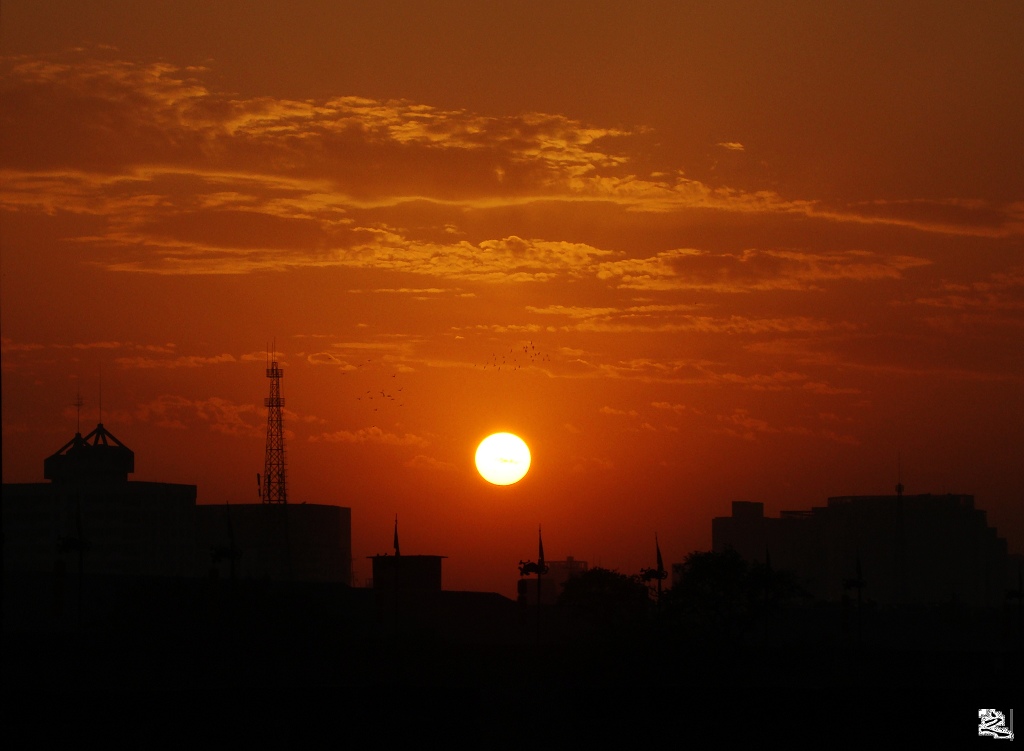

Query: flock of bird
left=356, top=384, right=404, bottom=410
left=342, top=341, right=550, bottom=414
left=344, top=359, right=405, bottom=410
left=481, top=341, right=550, bottom=371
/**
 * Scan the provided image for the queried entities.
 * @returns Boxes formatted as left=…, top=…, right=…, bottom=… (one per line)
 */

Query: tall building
left=3, top=423, right=198, bottom=578
left=3, top=422, right=352, bottom=584
left=712, top=494, right=1010, bottom=606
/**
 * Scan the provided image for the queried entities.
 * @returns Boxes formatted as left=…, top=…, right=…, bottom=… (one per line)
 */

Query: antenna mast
left=262, top=344, right=287, bottom=504
left=74, top=383, right=84, bottom=434
left=895, top=451, right=904, bottom=498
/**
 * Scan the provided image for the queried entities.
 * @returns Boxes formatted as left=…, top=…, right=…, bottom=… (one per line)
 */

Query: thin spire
left=538, top=525, right=544, bottom=565
left=393, top=514, right=401, bottom=556
left=896, top=451, right=904, bottom=498
left=73, top=382, right=83, bottom=434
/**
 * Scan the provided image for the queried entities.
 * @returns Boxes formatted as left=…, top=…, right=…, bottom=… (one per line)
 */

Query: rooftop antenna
left=262, top=341, right=287, bottom=504
left=640, top=533, right=668, bottom=602
left=895, top=451, right=904, bottom=499
left=73, top=382, right=84, bottom=434
left=538, top=524, right=545, bottom=569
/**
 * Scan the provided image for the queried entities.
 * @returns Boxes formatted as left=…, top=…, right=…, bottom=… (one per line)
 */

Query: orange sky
left=2, top=1, right=1022, bottom=596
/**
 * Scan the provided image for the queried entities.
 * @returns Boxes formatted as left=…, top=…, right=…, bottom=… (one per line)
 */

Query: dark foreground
left=4, top=573, right=1019, bottom=741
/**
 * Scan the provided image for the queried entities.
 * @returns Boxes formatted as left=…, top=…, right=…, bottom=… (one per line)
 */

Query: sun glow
left=475, top=432, right=531, bottom=486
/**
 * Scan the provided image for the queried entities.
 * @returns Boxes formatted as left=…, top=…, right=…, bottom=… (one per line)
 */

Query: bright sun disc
left=475, top=433, right=531, bottom=486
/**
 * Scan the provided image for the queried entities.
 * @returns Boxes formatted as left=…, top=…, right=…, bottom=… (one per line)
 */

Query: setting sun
left=475, top=433, right=531, bottom=486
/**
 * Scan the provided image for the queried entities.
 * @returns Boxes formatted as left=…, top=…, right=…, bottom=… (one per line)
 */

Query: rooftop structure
left=4, top=418, right=352, bottom=586
left=369, top=555, right=446, bottom=591
left=43, top=423, right=134, bottom=483
left=4, top=423, right=197, bottom=579
left=367, top=519, right=445, bottom=590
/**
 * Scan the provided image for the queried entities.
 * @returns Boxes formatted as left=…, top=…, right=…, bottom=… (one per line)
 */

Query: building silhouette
left=369, top=555, right=446, bottom=591
left=3, top=423, right=197, bottom=578
left=3, top=422, right=351, bottom=585
left=711, top=494, right=1010, bottom=606
left=367, top=520, right=445, bottom=590
left=198, top=502, right=351, bottom=583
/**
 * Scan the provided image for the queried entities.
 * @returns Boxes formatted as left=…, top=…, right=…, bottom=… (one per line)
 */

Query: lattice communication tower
left=262, top=352, right=287, bottom=504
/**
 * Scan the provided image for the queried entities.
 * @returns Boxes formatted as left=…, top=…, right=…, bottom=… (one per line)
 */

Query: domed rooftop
left=43, top=423, right=134, bottom=483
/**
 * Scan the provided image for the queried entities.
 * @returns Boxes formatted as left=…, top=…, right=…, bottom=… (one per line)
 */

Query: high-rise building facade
left=712, top=494, right=1010, bottom=606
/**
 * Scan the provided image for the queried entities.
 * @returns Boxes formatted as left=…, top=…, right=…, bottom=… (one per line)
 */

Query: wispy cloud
left=913, top=267, right=1024, bottom=318
left=651, top=402, right=687, bottom=414
left=596, top=248, right=931, bottom=292
left=599, top=406, right=639, bottom=417
left=311, top=426, right=428, bottom=446
left=3, top=50, right=1017, bottom=287
left=134, top=395, right=263, bottom=436
left=1, top=54, right=633, bottom=199
left=332, top=232, right=614, bottom=283
left=115, top=354, right=237, bottom=369
left=529, top=309, right=840, bottom=336
left=714, top=409, right=812, bottom=442
left=1, top=338, right=177, bottom=354
left=306, top=352, right=356, bottom=369
left=1, top=337, right=45, bottom=353
left=404, top=454, right=455, bottom=471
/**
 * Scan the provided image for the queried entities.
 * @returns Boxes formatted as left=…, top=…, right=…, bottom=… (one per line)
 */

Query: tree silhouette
left=663, top=549, right=807, bottom=644
left=665, top=549, right=751, bottom=639
left=557, top=567, right=650, bottom=639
